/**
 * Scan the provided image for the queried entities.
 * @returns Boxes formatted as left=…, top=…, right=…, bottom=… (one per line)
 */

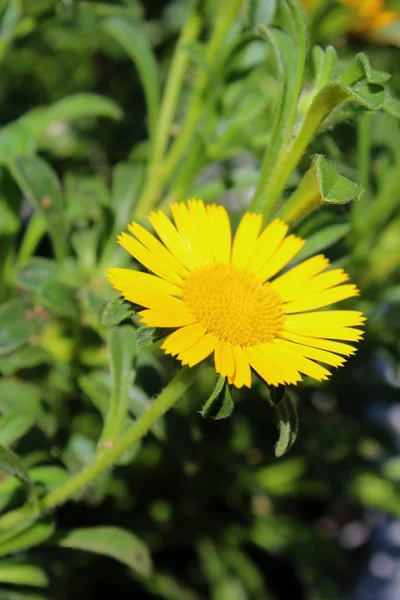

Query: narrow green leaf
left=201, top=377, right=235, bottom=420
left=0, top=562, right=48, bottom=587
left=214, top=385, right=234, bottom=420
left=272, top=390, right=299, bottom=458
left=103, top=18, right=160, bottom=142
left=58, top=526, right=152, bottom=577
left=101, top=298, right=134, bottom=328
left=0, top=93, right=122, bottom=166
left=200, top=376, right=225, bottom=417
left=251, top=0, right=307, bottom=212
left=247, top=0, right=276, bottom=27
left=111, top=163, right=144, bottom=231
left=0, top=445, right=30, bottom=488
left=294, top=223, right=351, bottom=262
left=98, top=326, right=136, bottom=449
left=40, top=93, right=123, bottom=124
left=0, top=520, right=54, bottom=557
left=11, top=156, right=68, bottom=261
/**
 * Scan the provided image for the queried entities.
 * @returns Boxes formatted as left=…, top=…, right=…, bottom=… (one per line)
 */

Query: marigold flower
left=108, top=200, right=365, bottom=389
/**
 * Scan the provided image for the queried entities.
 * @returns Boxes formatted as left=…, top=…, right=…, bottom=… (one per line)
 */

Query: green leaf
left=0, top=412, right=36, bottom=447
left=279, top=155, right=363, bottom=224
left=384, top=97, right=400, bottom=119
left=0, top=298, right=46, bottom=355
left=0, top=379, right=42, bottom=416
left=247, top=0, right=276, bottom=27
left=313, top=155, right=363, bottom=203
left=0, top=346, right=50, bottom=376
left=101, top=298, right=134, bottom=328
left=136, top=326, right=156, bottom=349
left=340, top=52, right=391, bottom=86
left=294, top=223, right=351, bottom=262
left=0, top=562, right=48, bottom=587
left=271, top=389, right=299, bottom=458
left=37, top=93, right=123, bottom=124
left=110, top=163, right=144, bottom=232
left=103, top=18, right=160, bottom=142
left=251, top=0, right=306, bottom=213
left=11, top=156, right=68, bottom=262
left=58, top=526, right=152, bottom=577
left=200, top=376, right=225, bottom=417
left=215, top=385, right=234, bottom=420
left=0, top=520, right=54, bottom=557
left=37, top=280, right=79, bottom=320
left=201, top=377, right=234, bottom=420
left=0, top=445, right=31, bottom=490
left=14, top=258, right=58, bottom=292
left=0, top=94, right=122, bottom=166
left=98, top=326, right=136, bottom=449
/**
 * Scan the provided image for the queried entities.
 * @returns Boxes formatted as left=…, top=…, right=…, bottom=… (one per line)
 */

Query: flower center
left=183, top=264, right=285, bottom=347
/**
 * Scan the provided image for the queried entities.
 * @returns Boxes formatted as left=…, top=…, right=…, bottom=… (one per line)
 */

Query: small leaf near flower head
left=201, top=376, right=234, bottom=419
left=270, top=388, right=299, bottom=458
left=101, top=297, right=134, bottom=328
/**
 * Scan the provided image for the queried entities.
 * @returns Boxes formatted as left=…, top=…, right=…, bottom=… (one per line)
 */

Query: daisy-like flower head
left=340, top=0, right=398, bottom=35
left=108, top=200, right=365, bottom=389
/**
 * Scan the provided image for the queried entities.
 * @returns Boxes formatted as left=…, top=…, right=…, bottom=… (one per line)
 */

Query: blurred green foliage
left=0, top=1, right=400, bottom=598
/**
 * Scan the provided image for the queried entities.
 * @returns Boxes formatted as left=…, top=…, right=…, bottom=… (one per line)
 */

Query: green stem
left=15, top=214, right=47, bottom=267
left=278, top=167, right=321, bottom=224
left=0, top=368, right=196, bottom=533
left=251, top=84, right=348, bottom=220
left=134, top=0, right=242, bottom=220
left=151, top=10, right=202, bottom=168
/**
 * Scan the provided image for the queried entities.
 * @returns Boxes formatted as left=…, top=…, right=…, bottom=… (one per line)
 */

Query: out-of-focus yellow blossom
left=302, top=0, right=399, bottom=38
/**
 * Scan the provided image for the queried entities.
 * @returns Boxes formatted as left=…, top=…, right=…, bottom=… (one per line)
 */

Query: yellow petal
left=245, top=345, right=286, bottom=386
left=247, top=219, right=288, bottom=274
left=162, top=323, right=207, bottom=356
left=108, top=268, right=182, bottom=298
left=274, top=338, right=346, bottom=368
left=128, top=222, right=188, bottom=278
left=280, top=330, right=357, bottom=356
left=138, top=298, right=195, bottom=328
left=187, top=199, right=214, bottom=264
left=271, top=255, right=330, bottom=301
left=214, top=341, right=235, bottom=378
left=232, top=346, right=252, bottom=389
left=171, top=202, right=205, bottom=268
left=231, top=212, right=262, bottom=268
left=283, top=284, right=359, bottom=313
left=259, top=343, right=303, bottom=385
left=206, top=204, right=231, bottom=264
left=178, top=333, right=218, bottom=367
left=257, top=235, right=305, bottom=282
left=117, top=232, right=183, bottom=285
left=285, top=311, right=366, bottom=329
left=148, top=209, right=196, bottom=270
left=270, top=343, right=331, bottom=381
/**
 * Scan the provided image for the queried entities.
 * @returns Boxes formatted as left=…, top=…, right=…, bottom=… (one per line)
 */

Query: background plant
left=0, top=1, right=400, bottom=598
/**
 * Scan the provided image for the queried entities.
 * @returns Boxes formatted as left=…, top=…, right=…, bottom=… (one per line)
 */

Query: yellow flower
left=340, top=0, right=398, bottom=35
left=108, top=200, right=364, bottom=389
left=302, top=0, right=398, bottom=36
